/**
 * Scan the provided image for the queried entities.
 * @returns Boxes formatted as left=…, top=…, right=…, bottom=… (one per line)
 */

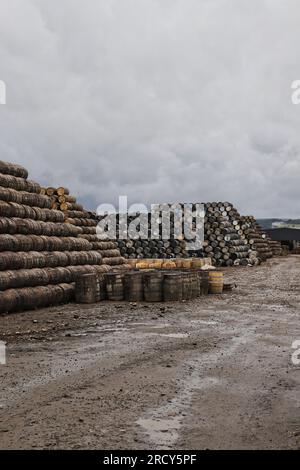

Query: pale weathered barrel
left=57, top=187, right=70, bottom=196
left=208, top=271, right=224, bottom=294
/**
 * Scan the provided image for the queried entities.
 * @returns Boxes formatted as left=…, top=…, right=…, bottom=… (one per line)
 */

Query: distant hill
left=257, top=219, right=300, bottom=229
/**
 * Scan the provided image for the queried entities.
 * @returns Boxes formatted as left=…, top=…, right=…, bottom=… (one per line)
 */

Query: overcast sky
left=0, top=0, right=300, bottom=218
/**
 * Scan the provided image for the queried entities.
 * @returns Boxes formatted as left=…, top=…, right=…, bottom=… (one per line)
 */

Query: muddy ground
left=0, top=256, right=299, bottom=450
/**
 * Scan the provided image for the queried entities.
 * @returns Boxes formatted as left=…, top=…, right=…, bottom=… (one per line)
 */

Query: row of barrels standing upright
left=75, top=269, right=224, bottom=304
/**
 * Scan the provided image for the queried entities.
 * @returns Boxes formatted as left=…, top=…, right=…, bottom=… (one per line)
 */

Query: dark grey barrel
left=143, top=271, right=163, bottom=302
left=75, top=273, right=99, bottom=303
left=163, top=273, right=182, bottom=301
left=105, top=272, right=124, bottom=301
left=124, top=271, right=144, bottom=302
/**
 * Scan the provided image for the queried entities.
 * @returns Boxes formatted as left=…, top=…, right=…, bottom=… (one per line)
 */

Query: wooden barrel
left=143, top=272, right=163, bottom=302
left=190, top=259, right=200, bottom=269
left=0, top=234, right=90, bottom=252
left=181, top=272, right=191, bottom=300
left=96, top=274, right=106, bottom=300
left=0, top=160, right=29, bottom=179
left=182, top=260, right=191, bottom=269
left=57, top=187, right=70, bottom=196
left=44, top=251, right=69, bottom=268
left=148, top=260, right=162, bottom=269
left=0, top=283, right=74, bottom=314
left=46, top=187, right=56, bottom=196
left=105, top=272, right=124, bottom=301
left=103, top=256, right=124, bottom=266
left=0, top=201, right=65, bottom=223
left=60, top=202, right=83, bottom=212
left=100, top=249, right=120, bottom=258
left=195, top=271, right=202, bottom=296
left=0, top=174, right=41, bottom=193
left=161, top=260, right=176, bottom=270
left=188, top=272, right=199, bottom=298
left=66, top=251, right=102, bottom=266
left=124, top=272, right=143, bottom=302
left=75, top=273, right=99, bottom=303
left=0, top=187, right=51, bottom=209
left=0, top=250, right=102, bottom=271
left=208, top=271, right=224, bottom=294
left=136, top=260, right=149, bottom=269
left=203, top=257, right=212, bottom=266
left=174, top=259, right=183, bottom=269
left=163, top=273, right=182, bottom=301
left=125, top=259, right=137, bottom=269
left=199, top=271, right=209, bottom=295
left=47, top=267, right=72, bottom=284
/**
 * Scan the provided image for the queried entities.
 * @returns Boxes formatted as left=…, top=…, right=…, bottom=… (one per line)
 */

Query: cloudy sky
left=0, top=0, right=300, bottom=217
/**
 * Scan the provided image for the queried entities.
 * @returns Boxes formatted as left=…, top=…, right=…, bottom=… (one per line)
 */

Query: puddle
left=136, top=417, right=181, bottom=447
left=143, top=332, right=189, bottom=339
left=159, top=333, right=189, bottom=339
left=149, top=324, right=171, bottom=329
left=137, top=376, right=220, bottom=448
left=137, top=328, right=257, bottom=448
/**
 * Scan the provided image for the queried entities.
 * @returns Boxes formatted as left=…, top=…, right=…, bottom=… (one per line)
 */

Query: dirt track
left=0, top=256, right=299, bottom=450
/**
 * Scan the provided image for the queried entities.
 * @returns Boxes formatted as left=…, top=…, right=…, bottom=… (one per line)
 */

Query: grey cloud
left=0, top=0, right=300, bottom=217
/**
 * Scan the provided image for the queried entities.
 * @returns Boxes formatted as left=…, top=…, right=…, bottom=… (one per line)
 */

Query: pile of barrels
left=41, top=186, right=83, bottom=212
left=0, top=160, right=109, bottom=314
left=0, top=159, right=283, bottom=314
left=266, top=239, right=282, bottom=257
left=100, top=212, right=188, bottom=260
left=240, top=216, right=274, bottom=261
left=42, top=186, right=127, bottom=269
left=75, top=268, right=224, bottom=304
left=103, top=203, right=273, bottom=267
left=200, top=203, right=255, bottom=266
left=117, top=238, right=187, bottom=259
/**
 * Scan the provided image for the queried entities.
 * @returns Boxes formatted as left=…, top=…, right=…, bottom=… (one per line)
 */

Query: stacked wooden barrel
left=43, top=186, right=128, bottom=270
left=241, top=216, right=273, bottom=261
left=208, top=271, right=224, bottom=294
left=74, top=267, right=216, bottom=304
left=75, top=273, right=101, bottom=303
left=103, top=203, right=266, bottom=267
left=115, top=213, right=187, bottom=259
left=267, top=239, right=283, bottom=256
left=0, top=160, right=108, bottom=313
left=118, top=238, right=187, bottom=259
left=200, top=202, right=255, bottom=266
left=124, top=272, right=144, bottom=302
left=41, top=186, right=82, bottom=211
